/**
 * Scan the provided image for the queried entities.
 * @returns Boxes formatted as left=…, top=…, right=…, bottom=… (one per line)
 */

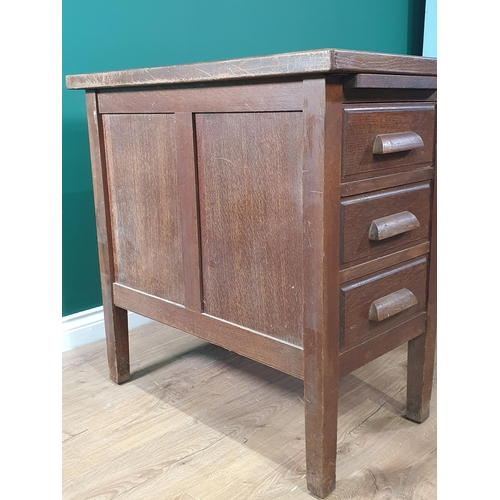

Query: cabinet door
left=102, top=113, right=185, bottom=305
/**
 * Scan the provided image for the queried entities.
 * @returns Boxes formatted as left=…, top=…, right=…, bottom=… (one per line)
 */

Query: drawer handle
left=373, top=131, right=424, bottom=154
left=368, top=288, right=418, bottom=322
left=368, top=211, right=420, bottom=241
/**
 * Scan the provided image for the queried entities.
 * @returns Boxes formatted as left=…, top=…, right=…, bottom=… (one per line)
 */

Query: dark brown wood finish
left=85, top=92, right=130, bottom=384
left=113, top=283, right=304, bottom=379
left=68, top=49, right=437, bottom=498
left=339, top=313, right=427, bottom=376
left=97, top=81, right=303, bottom=113
left=344, top=73, right=437, bottom=89
left=340, top=166, right=433, bottom=197
left=341, top=181, right=431, bottom=266
left=302, top=78, right=342, bottom=498
left=343, top=88, right=437, bottom=104
left=368, top=288, right=419, bottom=322
left=339, top=241, right=430, bottom=284
left=368, top=210, right=420, bottom=241
left=406, top=123, right=437, bottom=423
left=331, top=50, right=436, bottom=76
left=196, top=111, right=304, bottom=345
left=102, top=113, right=186, bottom=304
left=340, top=257, right=428, bottom=350
left=175, top=112, right=203, bottom=312
left=342, top=103, right=435, bottom=180
left=66, top=49, right=437, bottom=90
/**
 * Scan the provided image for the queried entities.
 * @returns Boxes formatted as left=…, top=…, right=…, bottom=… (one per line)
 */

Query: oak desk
left=66, top=49, right=437, bottom=497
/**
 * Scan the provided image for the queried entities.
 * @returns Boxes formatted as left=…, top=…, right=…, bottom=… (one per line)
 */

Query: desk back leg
left=102, top=280, right=129, bottom=384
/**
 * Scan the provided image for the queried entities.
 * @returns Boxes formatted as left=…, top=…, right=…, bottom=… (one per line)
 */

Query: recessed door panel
left=103, top=113, right=185, bottom=304
left=196, top=112, right=304, bottom=346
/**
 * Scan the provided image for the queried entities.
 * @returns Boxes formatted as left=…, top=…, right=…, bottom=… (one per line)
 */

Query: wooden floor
left=62, top=322, right=436, bottom=499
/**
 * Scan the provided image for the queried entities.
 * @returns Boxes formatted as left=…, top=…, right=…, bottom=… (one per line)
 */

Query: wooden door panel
left=102, top=113, right=185, bottom=304
left=196, top=112, right=304, bottom=345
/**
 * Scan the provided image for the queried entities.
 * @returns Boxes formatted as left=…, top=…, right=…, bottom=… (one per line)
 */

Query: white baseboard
left=62, top=306, right=153, bottom=352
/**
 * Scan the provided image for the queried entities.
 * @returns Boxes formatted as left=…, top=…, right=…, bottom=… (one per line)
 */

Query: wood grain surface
left=113, top=283, right=304, bottom=379
left=66, top=49, right=437, bottom=90
left=62, top=321, right=437, bottom=499
left=339, top=167, right=434, bottom=198
left=368, top=211, right=420, bottom=242
left=340, top=257, right=428, bottom=350
left=301, top=78, right=343, bottom=497
left=196, top=112, right=304, bottom=346
left=342, top=104, right=436, bottom=180
left=175, top=112, right=203, bottom=312
left=339, top=242, right=430, bottom=284
left=407, top=128, right=437, bottom=424
left=97, top=81, right=304, bottom=114
left=344, top=74, right=437, bottom=90
left=85, top=92, right=130, bottom=384
left=340, top=182, right=431, bottom=266
left=103, top=113, right=185, bottom=304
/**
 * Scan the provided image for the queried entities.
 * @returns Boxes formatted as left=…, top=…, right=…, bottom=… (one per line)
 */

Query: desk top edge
left=66, top=49, right=437, bottom=90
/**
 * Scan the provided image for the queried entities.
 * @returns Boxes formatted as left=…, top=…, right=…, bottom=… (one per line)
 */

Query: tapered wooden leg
left=406, top=330, right=435, bottom=422
left=102, top=279, right=130, bottom=384
left=304, top=349, right=339, bottom=498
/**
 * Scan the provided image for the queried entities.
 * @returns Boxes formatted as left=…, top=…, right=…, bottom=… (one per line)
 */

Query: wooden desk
left=66, top=49, right=437, bottom=498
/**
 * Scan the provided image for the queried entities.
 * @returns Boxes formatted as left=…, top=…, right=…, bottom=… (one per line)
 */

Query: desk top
left=66, top=48, right=437, bottom=90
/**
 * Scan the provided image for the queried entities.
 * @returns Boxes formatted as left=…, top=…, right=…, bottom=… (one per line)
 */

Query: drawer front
left=342, top=103, right=435, bottom=179
left=341, top=181, right=431, bottom=265
left=340, top=257, right=428, bottom=350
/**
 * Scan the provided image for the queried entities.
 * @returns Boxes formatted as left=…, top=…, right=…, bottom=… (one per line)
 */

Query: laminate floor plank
left=62, top=322, right=436, bottom=499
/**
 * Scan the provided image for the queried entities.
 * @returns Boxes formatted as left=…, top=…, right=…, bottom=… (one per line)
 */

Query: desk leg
left=302, top=77, right=342, bottom=497
left=406, top=330, right=435, bottom=422
left=102, top=280, right=129, bottom=384
left=86, top=90, right=130, bottom=385
left=304, top=349, right=339, bottom=498
left=407, top=173, right=437, bottom=423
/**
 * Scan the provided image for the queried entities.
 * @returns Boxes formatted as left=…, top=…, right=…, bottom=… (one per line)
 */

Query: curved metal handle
left=368, top=288, right=418, bottom=322
left=373, top=131, right=424, bottom=154
left=368, top=211, right=420, bottom=241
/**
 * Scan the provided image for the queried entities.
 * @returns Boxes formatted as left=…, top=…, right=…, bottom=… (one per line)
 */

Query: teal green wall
left=62, top=0, right=425, bottom=316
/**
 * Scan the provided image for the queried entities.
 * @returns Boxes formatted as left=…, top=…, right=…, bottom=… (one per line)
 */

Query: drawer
left=340, top=181, right=431, bottom=265
left=342, top=103, right=436, bottom=179
left=340, top=257, right=428, bottom=350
